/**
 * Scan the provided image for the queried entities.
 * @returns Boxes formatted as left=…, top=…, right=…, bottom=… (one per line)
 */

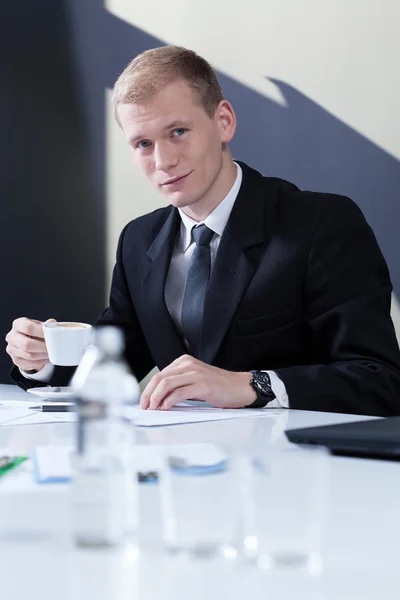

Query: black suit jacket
left=11, top=162, right=400, bottom=416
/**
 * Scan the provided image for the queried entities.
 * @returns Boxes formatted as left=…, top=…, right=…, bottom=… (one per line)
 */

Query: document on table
left=0, top=408, right=37, bottom=427
left=0, top=400, right=279, bottom=428
left=0, top=407, right=76, bottom=427
left=0, top=400, right=49, bottom=427
left=127, top=401, right=274, bottom=427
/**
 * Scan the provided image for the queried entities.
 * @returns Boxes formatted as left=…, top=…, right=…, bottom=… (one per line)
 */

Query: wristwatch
left=248, top=370, right=276, bottom=408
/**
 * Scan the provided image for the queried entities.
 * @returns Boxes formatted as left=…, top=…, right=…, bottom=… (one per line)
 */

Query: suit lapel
left=141, top=208, right=187, bottom=362
left=199, top=163, right=277, bottom=364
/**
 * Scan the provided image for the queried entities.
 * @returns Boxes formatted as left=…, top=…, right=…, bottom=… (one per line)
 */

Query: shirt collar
left=178, top=162, right=243, bottom=251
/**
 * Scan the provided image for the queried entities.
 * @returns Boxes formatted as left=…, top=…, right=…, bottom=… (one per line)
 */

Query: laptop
left=285, top=416, right=400, bottom=460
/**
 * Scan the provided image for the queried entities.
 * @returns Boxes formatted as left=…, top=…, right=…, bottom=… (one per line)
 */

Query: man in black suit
left=6, top=46, right=400, bottom=416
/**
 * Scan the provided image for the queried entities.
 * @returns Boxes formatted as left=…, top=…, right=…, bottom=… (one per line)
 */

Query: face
left=117, top=79, right=236, bottom=219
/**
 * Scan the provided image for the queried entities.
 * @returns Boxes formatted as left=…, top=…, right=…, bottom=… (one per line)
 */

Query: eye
left=136, top=140, right=151, bottom=149
left=172, top=128, right=186, bottom=137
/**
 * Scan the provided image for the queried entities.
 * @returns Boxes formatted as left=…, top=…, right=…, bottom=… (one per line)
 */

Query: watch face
left=252, top=371, right=274, bottom=397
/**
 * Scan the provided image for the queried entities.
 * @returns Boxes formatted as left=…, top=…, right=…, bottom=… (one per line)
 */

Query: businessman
left=6, top=46, right=400, bottom=416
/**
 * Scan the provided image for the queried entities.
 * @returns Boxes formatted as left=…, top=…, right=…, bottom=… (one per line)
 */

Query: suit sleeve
left=275, top=195, right=400, bottom=416
left=10, top=363, right=75, bottom=391
left=10, top=223, right=155, bottom=390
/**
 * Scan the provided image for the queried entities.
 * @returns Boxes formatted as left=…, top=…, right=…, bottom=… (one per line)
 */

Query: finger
left=7, top=352, right=48, bottom=372
left=7, top=332, right=48, bottom=355
left=13, top=318, right=45, bottom=340
left=141, top=354, right=201, bottom=404
left=30, top=318, right=56, bottom=324
left=159, top=384, right=200, bottom=411
left=151, top=355, right=199, bottom=382
left=140, top=356, right=201, bottom=409
left=6, top=343, right=49, bottom=362
left=140, top=365, right=188, bottom=409
left=166, top=354, right=200, bottom=371
left=148, top=373, right=197, bottom=410
left=8, top=332, right=48, bottom=354
left=140, top=372, right=163, bottom=409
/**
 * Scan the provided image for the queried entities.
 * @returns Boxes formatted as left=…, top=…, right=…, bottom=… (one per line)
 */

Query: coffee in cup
left=56, top=323, right=90, bottom=329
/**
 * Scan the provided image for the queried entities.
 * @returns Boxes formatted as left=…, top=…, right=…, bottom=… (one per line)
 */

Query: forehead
left=117, top=80, right=209, bottom=137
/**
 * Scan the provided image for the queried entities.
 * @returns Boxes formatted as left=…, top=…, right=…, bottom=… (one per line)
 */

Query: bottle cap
left=92, top=326, right=125, bottom=355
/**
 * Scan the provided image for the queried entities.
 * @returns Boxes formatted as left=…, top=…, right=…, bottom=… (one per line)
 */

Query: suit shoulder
left=239, top=163, right=362, bottom=215
left=287, top=189, right=365, bottom=226
left=266, top=176, right=364, bottom=220
left=255, top=174, right=367, bottom=241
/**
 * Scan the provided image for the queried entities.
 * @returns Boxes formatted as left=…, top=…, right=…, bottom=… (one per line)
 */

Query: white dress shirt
left=23, top=162, right=288, bottom=408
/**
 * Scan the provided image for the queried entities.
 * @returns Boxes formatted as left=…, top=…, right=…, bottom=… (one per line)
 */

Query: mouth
left=161, top=171, right=192, bottom=187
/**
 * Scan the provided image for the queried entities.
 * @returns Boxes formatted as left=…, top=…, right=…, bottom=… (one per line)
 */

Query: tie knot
left=192, top=224, right=214, bottom=246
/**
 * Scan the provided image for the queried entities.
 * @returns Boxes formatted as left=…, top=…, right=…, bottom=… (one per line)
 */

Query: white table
left=0, top=383, right=399, bottom=600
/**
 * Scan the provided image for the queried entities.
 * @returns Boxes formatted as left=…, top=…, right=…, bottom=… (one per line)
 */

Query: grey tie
left=181, top=224, right=214, bottom=356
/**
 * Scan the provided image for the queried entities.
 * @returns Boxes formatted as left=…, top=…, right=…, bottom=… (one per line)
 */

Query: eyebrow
left=128, top=120, right=192, bottom=146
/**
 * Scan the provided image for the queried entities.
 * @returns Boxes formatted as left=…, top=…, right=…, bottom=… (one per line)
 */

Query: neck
left=181, top=154, right=237, bottom=222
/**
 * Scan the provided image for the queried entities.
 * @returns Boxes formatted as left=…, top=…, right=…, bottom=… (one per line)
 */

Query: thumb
left=44, top=318, right=57, bottom=324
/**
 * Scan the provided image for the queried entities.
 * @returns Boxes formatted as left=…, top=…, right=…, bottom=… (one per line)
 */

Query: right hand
left=5, top=317, right=57, bottom=373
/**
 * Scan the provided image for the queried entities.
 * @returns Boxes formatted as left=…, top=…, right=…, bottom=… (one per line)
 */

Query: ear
left=215, top=100, right=236, bottom=143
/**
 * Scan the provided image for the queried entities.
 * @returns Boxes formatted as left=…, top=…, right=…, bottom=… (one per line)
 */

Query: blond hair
left=112, top=46, right=224, bottom=122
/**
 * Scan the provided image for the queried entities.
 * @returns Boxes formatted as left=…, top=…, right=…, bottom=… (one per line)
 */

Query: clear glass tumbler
left=158, top=448, right=244, bottom=559
left=242, top=445, right=329, bottom=574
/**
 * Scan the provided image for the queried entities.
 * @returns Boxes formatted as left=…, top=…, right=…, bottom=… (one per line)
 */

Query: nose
left=154, top=142, right=178, bottom=172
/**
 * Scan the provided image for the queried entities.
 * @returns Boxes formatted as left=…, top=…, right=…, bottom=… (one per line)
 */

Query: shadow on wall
left=67, top=0, right=400, bottom=298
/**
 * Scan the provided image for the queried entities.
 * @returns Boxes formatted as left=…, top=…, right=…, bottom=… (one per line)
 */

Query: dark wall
left=0, top=2, right=105, bottom=381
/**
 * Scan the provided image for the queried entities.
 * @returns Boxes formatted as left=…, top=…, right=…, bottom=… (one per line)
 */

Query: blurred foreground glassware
left=71, top=326, right=140, bottom=548
left=158, top=448, right=245, bottom=560
left=242, top=444, right=329, bottom=575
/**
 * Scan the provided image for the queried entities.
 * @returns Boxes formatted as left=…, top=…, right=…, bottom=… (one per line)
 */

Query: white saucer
left=27, top=386, right=76, bottom=401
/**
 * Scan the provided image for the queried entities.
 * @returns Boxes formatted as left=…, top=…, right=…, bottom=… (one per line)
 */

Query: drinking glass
left=158, top=448, right=244, bottom=559
left=242, top=444, right=329, bottom=574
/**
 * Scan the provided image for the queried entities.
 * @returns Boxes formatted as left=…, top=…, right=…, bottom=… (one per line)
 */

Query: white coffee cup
left=43, top=321, right=93, bottom=366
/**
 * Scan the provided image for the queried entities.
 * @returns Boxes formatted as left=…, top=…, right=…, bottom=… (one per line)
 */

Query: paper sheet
left=0, top=407, right=76, bottom=427
left=0, top=400, right=278, bottom=428
left=128, top=402, right=274, bottom=427
left=0, top=401, right=281, bottom=427
left=15, top=412, right=76, bottom=425
left=0, top=400, right=55, bottom=427
left=0, top=408, right=39, bottom=427
left=0, top=400, right=36, bottom=408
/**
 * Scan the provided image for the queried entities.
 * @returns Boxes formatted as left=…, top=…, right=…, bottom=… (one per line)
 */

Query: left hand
left=140, top=355, right=257, bottom=410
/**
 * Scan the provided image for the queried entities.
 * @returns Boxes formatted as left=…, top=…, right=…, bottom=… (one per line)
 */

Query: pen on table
left=29, top=403, right=75, bottom=412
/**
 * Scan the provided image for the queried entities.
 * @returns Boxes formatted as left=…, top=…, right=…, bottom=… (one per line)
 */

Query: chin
left=167, top=193, right=197, bottom=208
